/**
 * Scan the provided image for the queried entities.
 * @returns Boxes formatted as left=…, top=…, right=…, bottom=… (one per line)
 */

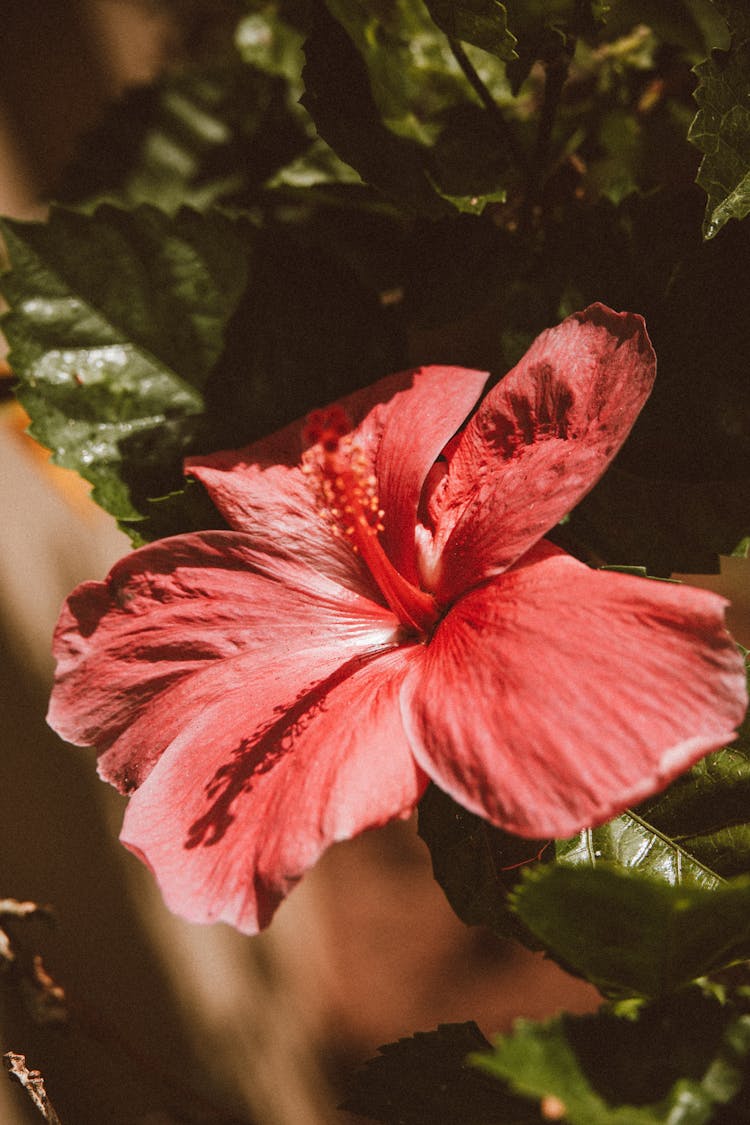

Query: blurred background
left=0, top=3, right=747, bottom=1123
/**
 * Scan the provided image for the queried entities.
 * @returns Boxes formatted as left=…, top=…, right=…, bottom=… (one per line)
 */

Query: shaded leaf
left=690, top=39, right=750, bottom=238
left=473, top=988, right=750, bottom=1124
left=57, top=55, right=309, bottom=213
left=0, top=204, right=249, bottom=525
left=343, top=1022, right=543, bottom=1124
left=511, top=864, right=750, bottom=998
left=417, top=784, right=547, bottom=944
left=201, top=223, right=403, bottom=451
left=300, top=2, right=446, bottom=216
left=602, top=1, right=729, bottom=60
left=300, top=0, right=514, bottom=214
left=708, top=0, right=750, bottom=43
left=424, top=0, right=517, bottom=61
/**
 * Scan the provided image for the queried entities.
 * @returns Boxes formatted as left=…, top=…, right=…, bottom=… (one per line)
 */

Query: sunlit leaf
left=300, top=0, right=514, bottom=214
left=0, top=204, right=248, bottom=525
left=556, top=812, right=723, bottom=891
left=511, top=864, right=750, bottom=997
left=58, top=54, right=309, bottom=213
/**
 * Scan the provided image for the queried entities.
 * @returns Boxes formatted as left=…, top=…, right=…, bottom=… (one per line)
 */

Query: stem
left=448, top=38, right=526, bottom=172
left=533, top=49, right=571, bottom=184
left=4, top=1053, right=63, bottom=1125
left=521, top=43, right=574, bottom=232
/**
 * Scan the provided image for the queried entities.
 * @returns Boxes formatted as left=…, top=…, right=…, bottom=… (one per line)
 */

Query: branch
left=3, top=1053, right=63, bottom=1125
left=448, top=37, right=527, bottom=172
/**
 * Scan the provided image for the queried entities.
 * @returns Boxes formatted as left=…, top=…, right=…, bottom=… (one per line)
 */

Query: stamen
left=302, top=411, right=439, bottom=637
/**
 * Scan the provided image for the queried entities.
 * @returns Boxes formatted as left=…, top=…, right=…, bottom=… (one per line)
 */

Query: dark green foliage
left=473, top=989, right=750, bottom=1124
left=343, top=1022, right=544, bottom=1124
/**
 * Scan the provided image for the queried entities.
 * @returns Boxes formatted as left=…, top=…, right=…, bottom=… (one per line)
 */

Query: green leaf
left=501, top=1, right=608, bottom=91
left=511, top=864, right=750, bottom=997
left=300, top=0, right=514, bottom=215
left=300, top=3, right=447, bottom=216
left=708, top=0, right=750, bottom=43
left=690, top=39, right=750, bottom=238
left=556, top=811, right=724, bottom=892
left=473, top=989, right=750, bottom=1124
left=424, top=0, right=518, bottom=61
left=0, top=204, right=249, bottom=525
left=417, top=785, right=547, bottom=944
left=343, top=1022, right=544, bottom=1124
left=57, top=53, right=309, bottom=213
left=636, top=653, right=750, bottom=878
left=235, top=7, right=306, bottom=89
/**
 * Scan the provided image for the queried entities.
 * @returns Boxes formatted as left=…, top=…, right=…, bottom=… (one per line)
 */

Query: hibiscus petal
left=432, top=304, right=656, bottom=602
left=350, top=366, right=488, bottom=584
left=183, top=460, right=380, bottom=600
left=48, top=530, right=401, bottom=791
left=186, top=366, right=487, bottom=592
left=402, top=542, right=747, bottom=838
left=120, top=646, right=426, bottom=933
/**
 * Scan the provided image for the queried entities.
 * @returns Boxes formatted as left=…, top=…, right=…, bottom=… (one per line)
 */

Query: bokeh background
left=0, top=4, right=747, bottom=1123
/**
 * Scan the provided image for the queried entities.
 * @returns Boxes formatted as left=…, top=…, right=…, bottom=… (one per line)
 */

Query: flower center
left=303, top=409, right=439, bottom=637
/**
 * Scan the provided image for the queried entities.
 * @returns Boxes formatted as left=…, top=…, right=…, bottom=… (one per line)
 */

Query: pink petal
left=182, top=461, right=380, bottom=600
left=48, top=531, right=401, bottom=791
left=350, top=366, right=489, bottom=585
left=431, top=304, right=656, bottom=602
left=402, top=542, right=747, bottom=838
left=121, top=646, right=426, bottom=932
left=186, top=366, right=487, bottom=592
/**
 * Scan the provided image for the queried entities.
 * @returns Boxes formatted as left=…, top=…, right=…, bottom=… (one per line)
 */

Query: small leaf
left=511, top=864, right=750, bottom=998
left=0, top=204, right=249, bottom=525
left=424, top=0, right=518, bottom=61
left=473, top=989, right=750, bottom=1125
left=343, top=1022, right=543, bottom=1124
left=689, top=39, right=750, bottom=239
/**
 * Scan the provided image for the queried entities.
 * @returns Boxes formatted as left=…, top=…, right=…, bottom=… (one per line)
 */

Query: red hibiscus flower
left=47, top=304, right=747, bottom=933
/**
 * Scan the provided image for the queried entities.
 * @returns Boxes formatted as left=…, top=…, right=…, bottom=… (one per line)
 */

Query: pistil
left=303, top=411, right=439, bottom=637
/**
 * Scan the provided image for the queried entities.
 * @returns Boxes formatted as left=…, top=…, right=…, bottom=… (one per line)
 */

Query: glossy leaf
left=343, top=1022, right=543, bottom=1124
left=690, top=39, right=750, bottom=239
left=556, top=812, right=723, bottom=891
left=511, top=864, right=750, bottom=998
left=0, top=204, right=248, bottom=525
left=473, top=988, right=750, bottom=1124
